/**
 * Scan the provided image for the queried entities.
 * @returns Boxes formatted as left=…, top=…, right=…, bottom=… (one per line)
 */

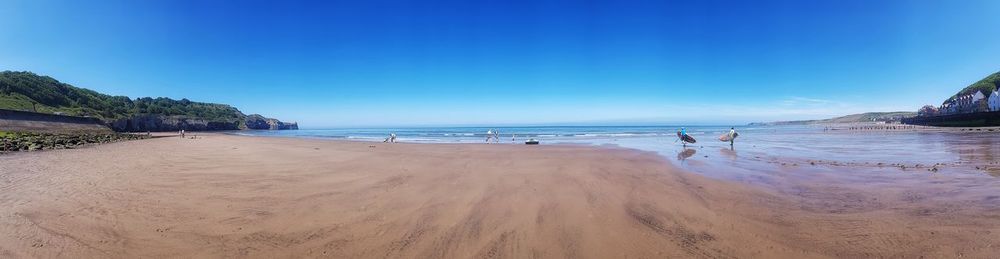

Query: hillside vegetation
left=0, top=71, right=245, bottom=123
left=751, top=112, right=916, bottom=126
left=946, top=71, right=1000, bottom=104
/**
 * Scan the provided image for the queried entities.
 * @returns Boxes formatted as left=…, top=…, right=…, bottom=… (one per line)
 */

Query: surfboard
left=677, top=132, right=696, bottom=143
left=719, top=132, right=739, bottom=142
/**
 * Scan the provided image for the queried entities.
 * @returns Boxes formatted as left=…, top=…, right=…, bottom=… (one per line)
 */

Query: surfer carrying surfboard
left=718, top=127, right=740, bottom=147
left=677, top=127, right=696, bottom=147
left=728, top=127, right=737, bottom=146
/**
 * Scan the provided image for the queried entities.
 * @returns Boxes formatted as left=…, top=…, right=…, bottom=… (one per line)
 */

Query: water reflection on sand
left=563, top=127, right=1000, bottom=211
left=677, top=148, right=696, bottom=161
left=569, top=127, right=1000, bottom=178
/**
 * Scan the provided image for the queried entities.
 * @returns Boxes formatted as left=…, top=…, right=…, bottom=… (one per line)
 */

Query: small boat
left=525, top=138, right=540, bottom=145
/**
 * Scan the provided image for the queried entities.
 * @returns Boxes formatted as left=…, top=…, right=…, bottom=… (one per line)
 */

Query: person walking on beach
left=728, top=127, right=738, bottom=147
left=486, top=129, right=494, bottom=143
left=678, top=127, right=689, bottom=147
left=384, top=132, right=397, bottom=143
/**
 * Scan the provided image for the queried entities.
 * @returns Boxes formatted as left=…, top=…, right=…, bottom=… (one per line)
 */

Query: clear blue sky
left=2, top=0, right=999, bottom=127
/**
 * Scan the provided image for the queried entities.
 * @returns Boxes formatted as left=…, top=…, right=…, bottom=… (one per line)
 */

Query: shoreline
left=1, top=133, right=998, bottom=258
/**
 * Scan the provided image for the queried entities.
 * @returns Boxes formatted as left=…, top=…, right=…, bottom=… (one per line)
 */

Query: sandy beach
left=1, top=134, right=999, bottom=258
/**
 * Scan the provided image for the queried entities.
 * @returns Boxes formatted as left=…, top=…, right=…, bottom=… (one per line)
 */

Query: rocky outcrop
left=1, top=131, right=149, bottom=153
left=109, top=114, right=241, bottom=132
left=243, top=114, right=298, bottom=130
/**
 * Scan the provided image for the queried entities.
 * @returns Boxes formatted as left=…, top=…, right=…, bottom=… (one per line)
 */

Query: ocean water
left=233, top=125, right=1000, bottom=179
left=233, top=126, right=685, bottom=143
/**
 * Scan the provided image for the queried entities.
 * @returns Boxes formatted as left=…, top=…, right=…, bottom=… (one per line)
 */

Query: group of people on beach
left=379, top=127, right=739, bottom=146
left=382, top=129, right=507, bottom=144
left=485, top=128, right=501, bottom=143
left=677, top=127, right=739, bottom=147
left=177, top=130, right=198, bottom=139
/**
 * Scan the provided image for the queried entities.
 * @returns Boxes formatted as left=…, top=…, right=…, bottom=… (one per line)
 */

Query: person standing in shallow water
left=678, top=127, right=689, bottom=147
left=728, top=127, right=738, bottom=147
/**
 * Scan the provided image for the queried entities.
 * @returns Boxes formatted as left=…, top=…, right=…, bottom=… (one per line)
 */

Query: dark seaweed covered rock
left=0, top=131, right=150, bottom=153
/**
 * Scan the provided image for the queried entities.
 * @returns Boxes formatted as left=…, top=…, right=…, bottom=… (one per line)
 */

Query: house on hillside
left=955, top=92, right=986, bottom=113
left=990, top=90, right=1000, bottom=112
left=940, top=100, right=957, bottom=115
left=956, top=95, right=970, bottom=113
left=973, top=91, right=987, bottom=112
left=957, top=95, right=968, bottom=113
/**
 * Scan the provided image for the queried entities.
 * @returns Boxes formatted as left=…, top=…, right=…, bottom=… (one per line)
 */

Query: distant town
left=756, top=71, right=1000, bottom=127
left=904, top=71, right=1000, bottom=127
left=921, top=88, right=1000, bottom=116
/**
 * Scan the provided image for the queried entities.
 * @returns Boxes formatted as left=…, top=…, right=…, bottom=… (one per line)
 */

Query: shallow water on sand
left=236, top=125, right=999, bottom=194
left=561, top=127, right=1000, bottom=214
left=237, top=125, right=1000, bottom=178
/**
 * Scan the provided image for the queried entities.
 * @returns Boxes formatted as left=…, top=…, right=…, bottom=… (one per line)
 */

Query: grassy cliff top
left=0, top=71, right=245, bottom=122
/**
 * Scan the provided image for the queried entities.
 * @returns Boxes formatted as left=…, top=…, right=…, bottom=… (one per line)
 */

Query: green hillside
left=945, top=71, right=1000, bottom=104
left=818, top=112, right=917, bottom=124
left=0, top=71, right=244, bottom=122
left=751, top=112, right=917, bottom=126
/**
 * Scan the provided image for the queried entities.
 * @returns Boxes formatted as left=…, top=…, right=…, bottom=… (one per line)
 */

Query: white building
left=973, top=91, right=986, bottom=103
left=973, top=91, right=987, bottom=112
left=990, top=90, right=1000, bottom=112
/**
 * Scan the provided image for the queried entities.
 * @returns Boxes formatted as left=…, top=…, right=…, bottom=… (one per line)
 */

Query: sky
left=2, top=0, right=1000, bottom=128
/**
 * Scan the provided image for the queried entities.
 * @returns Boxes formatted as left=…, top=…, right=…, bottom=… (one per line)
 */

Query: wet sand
left=1, top=134, right=998, bottom=258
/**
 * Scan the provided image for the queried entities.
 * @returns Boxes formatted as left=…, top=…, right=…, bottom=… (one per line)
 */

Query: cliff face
left=244, top=114, right=298, bottom=130
left=109, top=114, right=242, bottom=132
left=107, top=114, right=298, bottom=132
